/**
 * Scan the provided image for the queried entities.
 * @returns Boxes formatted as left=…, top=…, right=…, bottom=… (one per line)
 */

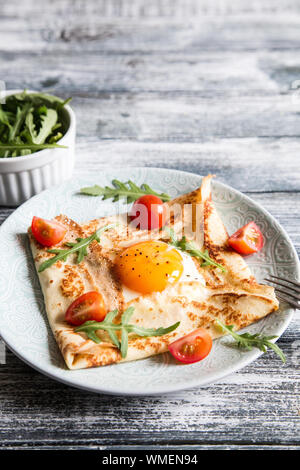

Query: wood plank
left=72, top=140, right=300, bottom=194
left=2, top=444, right=300, bottom=450
left=2, top=1, right=300, bottom=54
left=0, top=50, right=290, bottom=94
left=4, top=0, right=300, bottom=18
left=47, top=94, right=300, bottom=142
left=2, top=51, right=299, bottom=144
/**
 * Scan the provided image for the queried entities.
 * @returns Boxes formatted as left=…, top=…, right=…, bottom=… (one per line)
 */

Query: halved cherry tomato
left=129, top=195, right=166, bottom=230
left=65, top=291, right=107, bottom=326
left=168, top=328, right=212, bottom=364
left=31, top=216, right=67, bottom=247
left=228, top=221, right=263, bottom=255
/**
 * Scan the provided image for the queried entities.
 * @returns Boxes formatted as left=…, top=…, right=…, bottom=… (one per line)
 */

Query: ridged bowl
left=0, top=90, right=76, bottom=206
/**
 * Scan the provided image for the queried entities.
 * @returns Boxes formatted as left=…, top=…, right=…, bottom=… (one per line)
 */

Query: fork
left=264, top=274, right=300, bottom=309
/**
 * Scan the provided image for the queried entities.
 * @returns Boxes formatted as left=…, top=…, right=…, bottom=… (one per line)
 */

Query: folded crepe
left=29, top=175, right=278, bottom=369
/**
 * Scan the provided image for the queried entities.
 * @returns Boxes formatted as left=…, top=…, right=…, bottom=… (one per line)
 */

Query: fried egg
left=114, top=240, right=205, bottom=302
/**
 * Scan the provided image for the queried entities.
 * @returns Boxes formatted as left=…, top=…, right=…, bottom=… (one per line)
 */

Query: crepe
left=29, top=175, right=279, bottom=369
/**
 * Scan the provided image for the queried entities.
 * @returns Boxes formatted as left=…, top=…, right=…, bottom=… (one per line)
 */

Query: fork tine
left=268, top=274, right=300, bottom=289
left=270, top=286, right=300, bottom=301
left=276, top=293, right=300, bottom=309
left=265, top=277, right=300, bottom=294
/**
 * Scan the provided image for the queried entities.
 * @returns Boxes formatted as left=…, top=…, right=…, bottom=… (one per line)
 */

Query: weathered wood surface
left=0, top=0, right=299, bottom=450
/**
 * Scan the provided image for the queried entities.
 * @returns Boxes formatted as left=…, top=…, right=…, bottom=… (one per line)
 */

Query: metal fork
left=264, top=274, right=300, bottom=309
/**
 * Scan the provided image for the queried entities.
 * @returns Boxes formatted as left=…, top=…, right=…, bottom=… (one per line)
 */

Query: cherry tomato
left=31, top=216, right=67, bottom=247
left=168, top=328, right=212, bottom=364
left=65, top=291, right=107, bottom=326
left=228, top=221, right=263, bottom=255
left=130, top=195, right=166, bottom=230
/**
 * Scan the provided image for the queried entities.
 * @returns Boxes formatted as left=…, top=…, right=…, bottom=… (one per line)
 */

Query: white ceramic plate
left=0, top=167, right=298, bottom=395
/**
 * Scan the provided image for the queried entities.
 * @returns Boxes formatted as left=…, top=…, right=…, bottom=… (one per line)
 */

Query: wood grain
left=71, top=140, right=300, bottom=193
left=0, top=0, right=299, bottom=450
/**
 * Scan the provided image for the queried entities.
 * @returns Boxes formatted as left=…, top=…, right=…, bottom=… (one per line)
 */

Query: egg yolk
left=115, top=241, right=184, bottom=295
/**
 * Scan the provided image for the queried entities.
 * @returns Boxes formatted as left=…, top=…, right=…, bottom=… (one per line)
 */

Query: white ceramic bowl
left=0, top=90, right=76, bottom=206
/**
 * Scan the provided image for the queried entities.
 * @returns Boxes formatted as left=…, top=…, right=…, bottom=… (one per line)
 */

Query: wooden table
left=0, top=0, right=299, bottom=450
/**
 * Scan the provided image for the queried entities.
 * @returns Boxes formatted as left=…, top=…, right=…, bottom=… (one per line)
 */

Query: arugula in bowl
left=0, top=90, right=72, bottom=158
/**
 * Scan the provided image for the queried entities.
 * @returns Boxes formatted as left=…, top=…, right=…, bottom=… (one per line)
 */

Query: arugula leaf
left=1, top=103, right=32, bottom=157
left=103, top=309, right=121, bottom=348
left=215, top=319, right=286, bottom=363
left=13, top=91, right=71, bottom=108
left=165, top=227, right=226, bottom=272
left=23, top=110, right=36, bottom=141
left=48, top=131, right=63, bottom=144
left=8, top=103, right=32, bottom=143
left=23, top=108, right=58, bottom=145
left=75, top=307, right=180, bottom=358
left=0, top=108, right=12, bottom=128
left=0, top=91, right=71, bottom=158
left=80, top=179, right=171, bottom=203
left=37, top=105, right=47, bottom=115
left=38, top=224, right=115, bottom=272
left=32, top=109, right=58, bottom=145
left=0, top=143, right=66, bottom=151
